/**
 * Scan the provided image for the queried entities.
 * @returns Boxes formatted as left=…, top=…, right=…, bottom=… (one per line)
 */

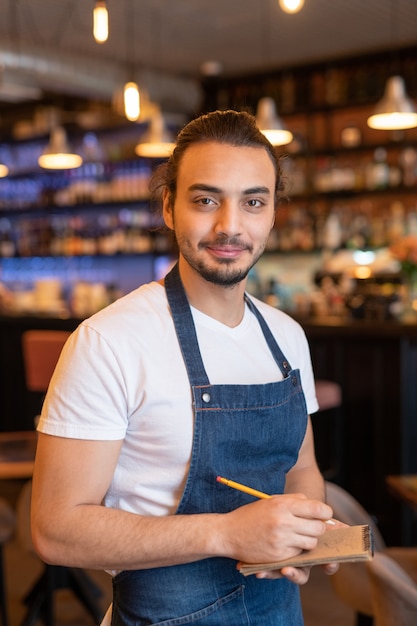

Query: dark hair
left=149, top=109, right=286, bottom=208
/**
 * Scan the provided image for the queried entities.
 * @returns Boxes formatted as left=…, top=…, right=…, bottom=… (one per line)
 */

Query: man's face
left=163, top=141, right=276, bottom=287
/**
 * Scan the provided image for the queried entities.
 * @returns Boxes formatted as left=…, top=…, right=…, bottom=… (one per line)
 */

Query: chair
left=100, top=603, right=112, bottom=626
left=21, top=329, right=71, bottom=393
left=0, top=499, right=16, bottom=626
left=315, top=380, right=342, bottom=412
left=325, top=481, right=417, bottom=626
left=367, top=552, right=417, bottom=626
left=18, top=330, right=105, bottom=626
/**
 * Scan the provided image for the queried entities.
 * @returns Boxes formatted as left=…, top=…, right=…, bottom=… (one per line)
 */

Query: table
left=0, top=431, right=37, bottom=479
left=386, top=474, right=417, bottom=546
left=386, top=475, right=417, bottom=512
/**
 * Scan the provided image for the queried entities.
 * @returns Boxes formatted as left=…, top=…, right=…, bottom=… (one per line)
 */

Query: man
left=31, top=110, right=337, bottom=625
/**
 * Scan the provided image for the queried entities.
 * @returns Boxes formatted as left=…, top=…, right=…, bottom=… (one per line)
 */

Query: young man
left=31, top=110, right=337, bottom=625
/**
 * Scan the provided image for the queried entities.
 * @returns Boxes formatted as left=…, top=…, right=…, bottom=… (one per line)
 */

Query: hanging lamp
left=38, top=126, right=83, bottom=170
left=124, top=81, right=141, bottom=122
left=367, top=0, right=417, bottom=131
left=279, top=0, right=305, bottom=14
left=256, top=97, right=293, bottom=146
left=135, top=108, right=175, bottom=158
left=93, top=0, right=108, bottom=43
left=367, top=75, right=417, bottom=130
left=121, top=0, right=141, bottom=122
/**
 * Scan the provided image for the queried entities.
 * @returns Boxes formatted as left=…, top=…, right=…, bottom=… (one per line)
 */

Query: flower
left=390, top=235, right=417, bottom=278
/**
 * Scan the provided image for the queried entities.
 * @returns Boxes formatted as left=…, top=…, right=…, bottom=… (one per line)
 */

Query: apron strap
left=244, top=294, right=292, bottom=378
left=165, top=262, right=293, bottom=384
left=165, top=263, right=210, bottom=385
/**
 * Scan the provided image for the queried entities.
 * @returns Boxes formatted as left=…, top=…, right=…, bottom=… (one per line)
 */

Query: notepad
left=238, top=524, right=374, bottom=576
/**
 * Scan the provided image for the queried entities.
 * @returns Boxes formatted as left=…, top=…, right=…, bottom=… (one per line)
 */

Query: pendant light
left=93, top=1, right=108, bottom=43
left=256, top=97, right=293, bottom=146
left=367, top=0, right=417, bottom=131
left=38, top=126, right=83, bottom=170
left=279, top=0, right=305, bottom=14
left=122, top=0, right=140, bottom=122
left=367, top=75, right=417, bottom=130
left=124, top=81, right=140, bottom=122
left=0, top=164, right=9, bottom=178
left=135, top=107, right=175, bottom=158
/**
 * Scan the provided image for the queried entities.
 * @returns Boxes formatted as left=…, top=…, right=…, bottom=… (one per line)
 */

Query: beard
left=176, top=234, right=266, bottom=287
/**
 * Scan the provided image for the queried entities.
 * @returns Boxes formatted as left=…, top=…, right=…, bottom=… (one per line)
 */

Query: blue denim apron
left=112, top=263, right=308, bottom=625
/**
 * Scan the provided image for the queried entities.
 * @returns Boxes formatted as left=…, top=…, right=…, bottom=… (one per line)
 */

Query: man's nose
left=214, top=203, right=242, bottom=235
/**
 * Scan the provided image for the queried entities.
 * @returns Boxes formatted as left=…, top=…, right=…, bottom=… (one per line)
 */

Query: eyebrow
left=188, top=183, right=271, bottom=195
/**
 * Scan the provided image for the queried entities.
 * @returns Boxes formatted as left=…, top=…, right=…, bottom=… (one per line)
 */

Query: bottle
left=264, top=278, right=281, bottom=309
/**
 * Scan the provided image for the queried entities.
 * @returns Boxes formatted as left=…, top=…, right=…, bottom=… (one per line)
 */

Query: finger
left=280, top=565, right=310, bottom=585
left=321, top=562, right=340, bottom=576
left=256, top=569, right=283, bottom=580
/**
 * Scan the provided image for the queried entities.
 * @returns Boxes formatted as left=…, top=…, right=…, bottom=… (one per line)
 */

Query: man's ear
left=162, top=189, right=174, bottom=230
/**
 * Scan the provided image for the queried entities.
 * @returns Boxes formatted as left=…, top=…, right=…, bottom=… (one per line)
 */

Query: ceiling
left=0, top=0, right=417, bottom=121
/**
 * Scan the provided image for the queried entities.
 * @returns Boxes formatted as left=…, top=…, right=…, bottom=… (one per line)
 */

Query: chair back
left=367, top=552, right=417, bottom=626
left=325, top=481, right=386, bottom=551
left=100, top=604, right=112, bottom=626
left=22, top=330, right=71, bottom=392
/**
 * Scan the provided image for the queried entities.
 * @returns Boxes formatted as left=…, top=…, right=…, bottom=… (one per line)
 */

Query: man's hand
left=220, top=492, right=333, bottom=566
left=252, top=518, right=346, bottom=585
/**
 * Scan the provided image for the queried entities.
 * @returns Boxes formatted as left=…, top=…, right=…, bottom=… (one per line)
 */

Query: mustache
left=199, top=235, right=252, bottom=250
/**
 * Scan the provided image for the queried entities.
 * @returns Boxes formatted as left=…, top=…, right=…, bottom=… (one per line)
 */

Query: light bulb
left=0, top=164, right=9, bottom=178
left=279, top=0, right=305, bottom=14
left=124, top=82, right=141, bottom=122
left=93, top=1, right=108, bottom=43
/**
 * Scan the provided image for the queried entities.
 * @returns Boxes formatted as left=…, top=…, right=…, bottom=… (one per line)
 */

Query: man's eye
left=247, top=199, right=262, bottom=207
left=195, top=197, right=214, bottom=205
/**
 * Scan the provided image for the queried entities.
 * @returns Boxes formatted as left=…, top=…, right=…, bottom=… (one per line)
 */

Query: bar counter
left=1, top=313, right=416, bottom=545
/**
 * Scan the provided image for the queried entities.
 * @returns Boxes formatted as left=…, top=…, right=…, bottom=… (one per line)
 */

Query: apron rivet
left=292, top=376, right=297, bottom=386
left=202, top=392, right=211, bottom=403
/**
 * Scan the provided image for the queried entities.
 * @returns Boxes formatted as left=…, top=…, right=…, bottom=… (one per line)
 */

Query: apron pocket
left=151, top=585, right=247, bottom=625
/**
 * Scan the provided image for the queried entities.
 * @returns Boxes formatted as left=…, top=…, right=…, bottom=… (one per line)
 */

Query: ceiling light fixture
left=279, top=0, right=305, bottom=14
left=367, top=75, right=417, bottom=130
left=38, top=126, right=83, bottom=170
left=93, top=0, right=109, bottom=43
left=0, top=164, right=9, bottom=178
left=135, top=107, right=176, bottom=158
left=256, top=97, right=293, bottom=146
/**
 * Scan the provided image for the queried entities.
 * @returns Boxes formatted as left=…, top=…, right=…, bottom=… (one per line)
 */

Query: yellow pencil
left=216, top=476, right=337, bottom=526
left=216, top=476, right=271, bottom=499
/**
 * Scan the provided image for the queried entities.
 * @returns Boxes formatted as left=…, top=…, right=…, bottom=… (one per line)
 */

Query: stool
left=314, top=379, right=344, bottom=484
left=17, top=481, right=104, bottom=626
left=0, top=498, right=16, bottom=626
left=315, top=380, right=342, bottom=411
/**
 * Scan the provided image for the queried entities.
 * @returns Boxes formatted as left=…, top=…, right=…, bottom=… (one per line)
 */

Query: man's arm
left=31, top=429, right=333, bottom=573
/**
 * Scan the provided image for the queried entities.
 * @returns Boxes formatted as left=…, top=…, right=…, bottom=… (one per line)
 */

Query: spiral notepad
left=238, top=524, right=374, bottom=576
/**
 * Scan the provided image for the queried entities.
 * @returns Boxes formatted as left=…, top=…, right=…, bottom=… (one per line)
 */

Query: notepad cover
left=238, top=524, right=374, bottom=576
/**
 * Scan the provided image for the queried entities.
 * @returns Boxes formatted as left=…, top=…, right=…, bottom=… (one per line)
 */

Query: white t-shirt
left=38, top=281, right=318, bottom=517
